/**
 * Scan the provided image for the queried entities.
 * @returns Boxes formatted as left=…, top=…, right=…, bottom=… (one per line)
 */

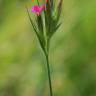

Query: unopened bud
left=57, top=0, right=63, bottom=21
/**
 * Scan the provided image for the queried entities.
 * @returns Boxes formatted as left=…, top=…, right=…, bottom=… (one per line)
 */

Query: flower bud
left=57, top=0, right=63, bottom=21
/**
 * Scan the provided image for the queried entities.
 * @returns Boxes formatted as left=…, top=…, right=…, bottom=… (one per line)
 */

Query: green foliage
left=0, top=0, right=96, bottom=96
left=26, top=7, right=46, bottom=53
left=27, top=0, right=63, bottom=54
left=27, top=1, right=63, bottom=96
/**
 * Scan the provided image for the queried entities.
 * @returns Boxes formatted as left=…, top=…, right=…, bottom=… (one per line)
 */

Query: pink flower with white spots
left=31, top=5, right=45, bottom=15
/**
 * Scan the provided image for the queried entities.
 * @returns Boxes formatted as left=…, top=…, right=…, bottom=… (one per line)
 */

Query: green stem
left=36, top=0, right=39, bottom=5
left=45, top=43, right=53, bottom=96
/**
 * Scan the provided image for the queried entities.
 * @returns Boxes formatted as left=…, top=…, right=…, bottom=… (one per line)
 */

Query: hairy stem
left=44, top=43, right=53, bottom=96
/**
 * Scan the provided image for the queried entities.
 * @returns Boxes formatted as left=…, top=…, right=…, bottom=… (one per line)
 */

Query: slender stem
left=36, top=0, right=39, bottom=5
left=45, top=50, right=53, bottom=96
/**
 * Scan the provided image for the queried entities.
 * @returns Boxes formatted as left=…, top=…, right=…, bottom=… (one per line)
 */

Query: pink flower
left=31, top=5, right=45, bottom=15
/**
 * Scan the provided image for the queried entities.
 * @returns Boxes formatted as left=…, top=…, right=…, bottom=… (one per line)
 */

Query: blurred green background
left=0, top=0, right=96, bottom=96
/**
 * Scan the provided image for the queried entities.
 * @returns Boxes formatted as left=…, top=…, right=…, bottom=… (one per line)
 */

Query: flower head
left=31, top=5, right=45, bottom=15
